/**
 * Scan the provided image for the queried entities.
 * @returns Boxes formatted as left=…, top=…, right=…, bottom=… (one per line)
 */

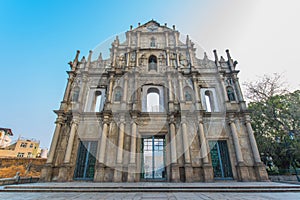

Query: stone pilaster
left=192, top=74, right=201, bottom=110
left=94, top=121, right=109, bottom=182
left=169, top=116, right=180, bottom=182
left=178, top=76, right=184, bottom=102
left=107, top=74, right=114, bottom=102
left=114, top=119, right=125, bottom=182
left=46, top=117, right=63, bottom=164
left=128, top=118, right=137, bottom=182
left=229, top=115, right=249, bottom=181
left=245, top=115, right=269, bottom=181
left=64, top=118, right=78, bottom=163
left=181, top=119, right=191, bottom=164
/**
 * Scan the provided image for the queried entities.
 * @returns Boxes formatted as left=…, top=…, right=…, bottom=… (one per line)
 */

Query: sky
left=0, top=0, right=299, bottom=148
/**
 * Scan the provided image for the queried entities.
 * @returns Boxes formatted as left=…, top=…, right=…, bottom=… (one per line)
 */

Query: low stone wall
left=0, top=157, right=47, bottom=178
left=269, top=175, right=299, bottom=182
left=0, top=176, right=40, bottom=186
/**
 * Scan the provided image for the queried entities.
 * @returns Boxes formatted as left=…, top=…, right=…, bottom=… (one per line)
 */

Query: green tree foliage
left=245, top=74, right=300, bottom=173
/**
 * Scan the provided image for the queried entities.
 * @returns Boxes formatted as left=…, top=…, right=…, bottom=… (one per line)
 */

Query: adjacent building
left=41, top=20, right=268, bottom=182
left=0, top=136, right=41, bottom=158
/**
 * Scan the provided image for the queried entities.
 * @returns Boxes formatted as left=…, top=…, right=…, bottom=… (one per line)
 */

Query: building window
left=27, top=152, right=32, bottom=158
left=29, top=143, right=33, bottom=148
left=72, top=86, right=80, bottom=102
left=147, top=88, right=160, bottom=112
left=85, top=88, right=106, bottom=112
left=150, top=37, right=156, bottom=47
left=17, top=152, right=24, bottom=157
left=204, top=90, right=215, bottom=112
left=148, top=55, right=157, bottom=71
left=226, top=86, right=236, bottom=101
left=20, top=143, right=27, bottom=148
left=93, top=91, right=102, bottom=112
left=114, top=87, right=122, bottom=102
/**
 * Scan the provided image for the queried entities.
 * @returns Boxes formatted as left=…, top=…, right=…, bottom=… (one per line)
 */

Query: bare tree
left=244, top=73, right=289, bottom=102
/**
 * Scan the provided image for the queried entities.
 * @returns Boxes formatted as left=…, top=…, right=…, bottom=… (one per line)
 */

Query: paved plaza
left=1, top=182, right=300, bottom=199
left=0, top=191, right=300, bottom=200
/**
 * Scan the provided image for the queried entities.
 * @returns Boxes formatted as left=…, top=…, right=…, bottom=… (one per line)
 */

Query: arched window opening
left=150, top=37, right=156, bottom=47
left=148, top=55, right=157, bottom=71
left=72, top=87, right=80, bottom=102
left=227, top=86, right=236, bottom=101
left=205, top=90, right=215, bottom=112
left=147, top=88, right=160, bottom=112
left=114, top=88, right=122, bottom=102
left=94, top=91, right=102, bottom=112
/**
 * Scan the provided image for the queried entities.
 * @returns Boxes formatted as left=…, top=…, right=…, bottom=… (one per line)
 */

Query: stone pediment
left=132, top=20, right=173, bottom=33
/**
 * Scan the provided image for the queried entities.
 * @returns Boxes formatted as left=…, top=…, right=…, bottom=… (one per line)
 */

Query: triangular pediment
left=132, top=20, right=172, bottom=32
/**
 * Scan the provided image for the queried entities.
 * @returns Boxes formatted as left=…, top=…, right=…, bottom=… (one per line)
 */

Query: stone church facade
left=40, top=20, right=268, bottom=182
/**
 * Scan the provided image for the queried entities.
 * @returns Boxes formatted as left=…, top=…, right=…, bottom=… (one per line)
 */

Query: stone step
left=2, top=182, right=300, bottom=193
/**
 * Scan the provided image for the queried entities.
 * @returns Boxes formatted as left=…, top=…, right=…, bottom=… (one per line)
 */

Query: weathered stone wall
left=0, top=157, right=46, bottom=178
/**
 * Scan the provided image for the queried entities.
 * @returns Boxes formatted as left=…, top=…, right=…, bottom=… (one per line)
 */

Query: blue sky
left=0, top=0, right=299, bottom=148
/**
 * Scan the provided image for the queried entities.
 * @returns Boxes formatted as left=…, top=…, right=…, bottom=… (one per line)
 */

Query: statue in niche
left=130, top=52, right=136, bottom=66
left=114, top=90, right=122, bottom=102
left=117, top=54, right=126, bottom=68
left=227, top=87, right=236, bottom=101
left=158, top=53, right=166, bottom=66
left=139, top=54, right=146, bottom=66
left=169, top=52, right=177, bottom=67
left=185, top=90, right=192, bottom=101
left=179, top=53, right=188, bottom=67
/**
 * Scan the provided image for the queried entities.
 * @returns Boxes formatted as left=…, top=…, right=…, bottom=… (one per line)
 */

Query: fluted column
left=169, top=122, right=177, bottom=163
left=233, top=74, right=244, bottom=101
left=229, top=116, right=244, bottom=163
left=220, top=75, right=229, bottom=101
left=47, top=117, right=63, bottom=164
left=178, top=76, right=184, bottom=102
left=129, top=121, right=137, bottom=164
left=168, top=74, right=173, bottom=102
left=245, top=115, right=261, bottom=163
left=192, top=75, right=201, bottom=110
left=198, top=119, right=209, bottom=164
left=116, top=121, right=125, bottom=164
left=181, top=119, right=191, bottom=163
left=122, top=75, right=128, bottom=102
left=64, top=118, right=78, bottom=163
left=99, top=122, right=109, bottom=164
left=107, top=75, right=114, bottom=102
left=62, top=74, right=74, bottom=102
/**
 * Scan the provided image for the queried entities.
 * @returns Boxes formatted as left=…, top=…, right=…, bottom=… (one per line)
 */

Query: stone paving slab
left=0, top=192, right=300, bottom=200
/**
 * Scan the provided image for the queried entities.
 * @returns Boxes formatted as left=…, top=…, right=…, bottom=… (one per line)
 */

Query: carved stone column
left=47, top=117, right=63, bottom=164
left=64, top=119, right=78, bottom=163
left=57, top=117, right=78, bottom=181
left=198, top=116, right=214, bottom=182
left=114, top=119, right=125, bottom=182
left=128, top=119, right=137, bottom=182
left=107, top=74, right=114, bottom=102
left=220, top=75, right=229, bottom=102
left=245, top=115, right=269, bottom=181
left=229, top=115, right=249, bottom=181
left=94, top=121, right=109, bottom=182
left=178, top=76, right=184, bottom=102
left=168, top=73, right=174, bottom=111
left=169, top=117, right=180, bottom=182
left=192, top=74, right=201, bottom=110
left=122, top=75, right=128, bottom=102
left=181, top=117, right=193, bottom=182
left=62, top=73, right=74, bottom=102
left=232, top=74, right=244, bottom=102
left=40, top=117, right=64, bottom=181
